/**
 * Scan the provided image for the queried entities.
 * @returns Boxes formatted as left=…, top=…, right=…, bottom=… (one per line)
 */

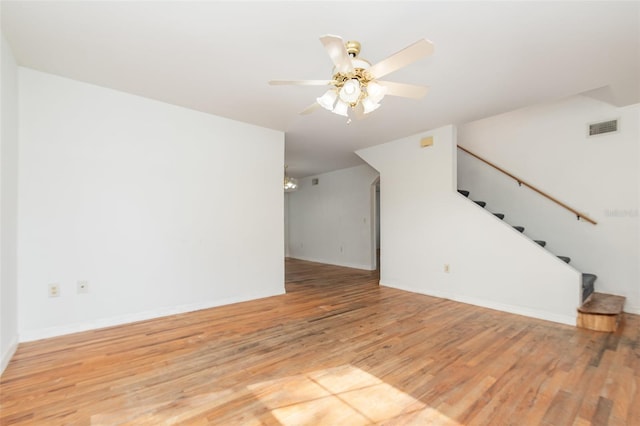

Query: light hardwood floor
left=1, top=258, right=639, bottom=425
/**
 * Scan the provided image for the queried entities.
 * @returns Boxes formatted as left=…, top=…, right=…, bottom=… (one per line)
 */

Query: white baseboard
left=19, top=289, right=285, bottom=343
left=380, top=281, right=576, bottom=326
left=1, top=335, right=19, bottom=376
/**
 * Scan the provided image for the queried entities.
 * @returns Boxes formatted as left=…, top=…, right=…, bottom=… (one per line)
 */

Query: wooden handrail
left=457, top=145, right=597, bottom=225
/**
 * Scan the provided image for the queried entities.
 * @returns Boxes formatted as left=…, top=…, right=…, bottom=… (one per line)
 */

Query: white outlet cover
left=48, top=283, right=60, bottom=297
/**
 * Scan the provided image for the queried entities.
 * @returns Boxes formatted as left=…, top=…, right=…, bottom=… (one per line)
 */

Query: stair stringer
left=426, top=193, right=581, bottom=325
left=357, top=125, right=582, bottom=326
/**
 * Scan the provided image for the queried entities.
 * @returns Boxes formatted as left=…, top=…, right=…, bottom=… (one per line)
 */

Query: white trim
left=1, top=336, right=19, bottom=376
left=380, top=281, right=577, bottom=326
left=18, top=290, right=285, bottom=342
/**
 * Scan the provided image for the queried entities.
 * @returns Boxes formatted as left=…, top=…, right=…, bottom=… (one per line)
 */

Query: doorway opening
left=371, top=177, right=380, bottom=272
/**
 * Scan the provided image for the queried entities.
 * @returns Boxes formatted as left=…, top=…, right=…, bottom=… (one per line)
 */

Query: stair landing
left=577, top=292, right=626, bottom=332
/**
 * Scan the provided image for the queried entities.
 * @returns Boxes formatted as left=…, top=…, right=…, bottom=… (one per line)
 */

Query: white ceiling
left=2, top=1, right=639, bottom=178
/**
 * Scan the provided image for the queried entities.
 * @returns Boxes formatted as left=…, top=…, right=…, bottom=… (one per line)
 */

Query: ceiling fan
left=269, top=35, right=434, bottom=118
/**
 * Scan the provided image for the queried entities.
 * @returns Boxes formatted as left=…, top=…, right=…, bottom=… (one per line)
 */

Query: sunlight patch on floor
left=89, top=365, right=462, bottom=424
left=247, top=364, right=462, bottom=425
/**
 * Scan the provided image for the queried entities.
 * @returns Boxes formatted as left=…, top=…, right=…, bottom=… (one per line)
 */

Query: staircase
left=458, top=189, right=625, bottom=332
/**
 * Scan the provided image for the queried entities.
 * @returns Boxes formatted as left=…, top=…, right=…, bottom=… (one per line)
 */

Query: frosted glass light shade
left=317, top=90, right=338, bottom=111
left=332, top=100, right=349, bottom=117
left=366, top=81, right=387, bottom=104
left=362, top=97, right=381, bottom=114
left=338, top=79, right=362, bottom=104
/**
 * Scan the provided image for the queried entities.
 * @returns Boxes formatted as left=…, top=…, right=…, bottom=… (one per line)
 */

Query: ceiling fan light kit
left=284, top=176, right=298, bottom=192
left=283, top=166, right=298, bottom=192
left=270, top=35, right=433, bottom=119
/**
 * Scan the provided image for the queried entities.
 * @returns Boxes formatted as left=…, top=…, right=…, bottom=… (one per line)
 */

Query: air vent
left=588, top=119, right=618, bottom=136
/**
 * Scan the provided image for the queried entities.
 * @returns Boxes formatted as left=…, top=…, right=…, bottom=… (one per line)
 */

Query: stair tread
left=558, top=256, right=571, bottom=263
left=513, top=226, right=524, bottom=233
left=474, top=201, right=486, bottom=207
left=578, top=292, right=625, bottom=315
left=534, top=240, right=546, bottom=247
left=457, top=190, right=469, bottom=197
left=494, top=213, right=504, bottom=220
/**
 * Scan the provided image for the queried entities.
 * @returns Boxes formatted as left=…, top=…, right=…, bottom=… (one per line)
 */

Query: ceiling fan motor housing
left=345, top=40, right=361, bottom=58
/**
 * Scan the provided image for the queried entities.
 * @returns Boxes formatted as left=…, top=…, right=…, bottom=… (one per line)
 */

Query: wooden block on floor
left=577, top=293, right=625, bottom=332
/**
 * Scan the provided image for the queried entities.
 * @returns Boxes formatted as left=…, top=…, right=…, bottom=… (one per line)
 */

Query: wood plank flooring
left=1, top=258, right=639, bottom=425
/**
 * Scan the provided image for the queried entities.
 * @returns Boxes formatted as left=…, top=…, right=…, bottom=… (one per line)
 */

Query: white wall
left=358, top=125, right=581, bottom=325
left=18, top=68, right=285, bottom=341
left=458, top=96, right=640, bottom=313
left=1, top=35, right=20, bottom=374
left=288, top=164, right=379, bottom=270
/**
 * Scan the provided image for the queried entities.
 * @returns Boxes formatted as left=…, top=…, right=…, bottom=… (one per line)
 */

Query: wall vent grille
left=588, top=119, right=618, bottom=136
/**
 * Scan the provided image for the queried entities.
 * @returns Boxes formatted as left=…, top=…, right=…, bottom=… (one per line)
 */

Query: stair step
left=494, top=213, right=505, bottom=220
left=457, top=190, right=469, bottom=197
left=474, top=201, right=486, bottom=208
left=558, top=256, right=571, bottom=263
left=534, top=240, right=546, bottom=247
left=577, top=292, right=626, bottom=332
left=513, top=226, right=525, bottom=233
left=582, top=273, right=597, bottom=302
left=579, top=292, right=624, bottom=314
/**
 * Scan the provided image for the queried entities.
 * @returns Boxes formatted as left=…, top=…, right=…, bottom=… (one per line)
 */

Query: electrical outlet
left=444, top=264, right=450, bottom=273
left=49, top=283, right=60, bottom=297
left=77, top=280, right=89, bottom=294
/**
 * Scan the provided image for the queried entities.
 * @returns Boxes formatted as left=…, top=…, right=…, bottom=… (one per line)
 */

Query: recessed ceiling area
left=2, top=1, right=638, bottom=178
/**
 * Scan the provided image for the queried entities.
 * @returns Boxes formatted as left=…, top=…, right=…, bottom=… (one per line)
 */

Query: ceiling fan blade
left=319, top=34, right=353, bottom=74
left=367, top=39, right=434, bottom=79
left=300, top=102, right=321, bottom=115
left=377, top=81, right=429, bottom=99
left=269, top=80, right=333, bottom=86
